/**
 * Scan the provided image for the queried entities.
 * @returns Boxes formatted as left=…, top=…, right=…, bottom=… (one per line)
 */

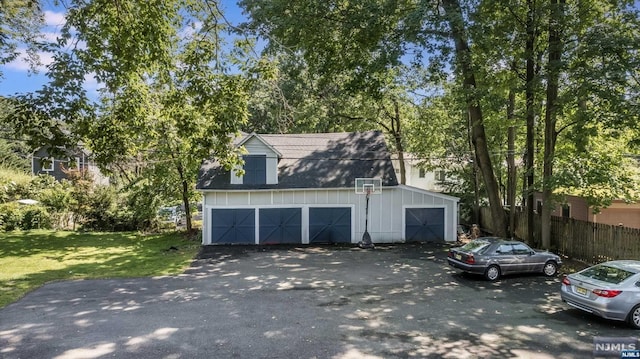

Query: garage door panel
left=211, top=209, right=255, bottom=244
left=259, top=208, right=302, bottom=244
left=405, top=208, right=445, bottom=242
left=310, top=208, right=351, bottom=244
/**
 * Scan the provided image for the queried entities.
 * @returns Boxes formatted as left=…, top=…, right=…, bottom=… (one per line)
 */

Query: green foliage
left=0, top=139, right=30, bottom=172
left=2, top=0, right=637, bottom=238
left=0, top=202, right=52, bottom=231
left=20, top=206, right=52, bottom=230
left=0, top=167, right=159, bottom=231
left=18, top=0, right=260, bottom=233
left=0, top=168, right=33, bottom=204
left=0, top=97, right=36, bottom=172
left=80, top=186, right=147, bottom=231
left=554, top=129, right=640, bottom=211
left=0, top=202, right=22, bottom=230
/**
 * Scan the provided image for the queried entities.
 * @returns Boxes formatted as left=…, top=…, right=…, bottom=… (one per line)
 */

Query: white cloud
left=3, top=10, right=70, bottom=74
left=44, top=10, right=66, bottom=27
left=5, top=48, right=54, bottom=72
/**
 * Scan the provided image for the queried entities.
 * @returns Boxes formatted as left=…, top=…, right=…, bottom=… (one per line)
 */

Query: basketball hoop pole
left=355, top=178, right=379, bottom=249
left=359, top=188, right=374, bottom=249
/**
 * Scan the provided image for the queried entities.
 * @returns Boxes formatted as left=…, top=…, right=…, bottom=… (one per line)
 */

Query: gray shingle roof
left=196, top=131, right=398, bottom=190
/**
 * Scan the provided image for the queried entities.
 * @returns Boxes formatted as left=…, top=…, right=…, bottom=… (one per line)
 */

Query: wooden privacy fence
left=478, top=207, right=640, bottom=264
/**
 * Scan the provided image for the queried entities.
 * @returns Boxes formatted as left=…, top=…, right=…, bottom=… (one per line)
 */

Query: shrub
left=0, top=202, right=22, bottom=231
left=21, top=206, right=52, bottom=230
left=0, top=203, right=53, bottom=231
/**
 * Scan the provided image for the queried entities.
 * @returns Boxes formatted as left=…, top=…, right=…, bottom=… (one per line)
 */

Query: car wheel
left=628, top=305, right=640, bottom=329
left=543, top=261, right=558, bottom=277
left=485, top=265, right=501, bottom=281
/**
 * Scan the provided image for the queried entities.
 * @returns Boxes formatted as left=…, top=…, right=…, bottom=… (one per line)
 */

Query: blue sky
left=0, top=0, right=247, bottom=98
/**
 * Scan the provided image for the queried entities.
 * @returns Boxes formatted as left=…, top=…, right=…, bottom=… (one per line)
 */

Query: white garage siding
left=201, top=185, right=458, bottom=245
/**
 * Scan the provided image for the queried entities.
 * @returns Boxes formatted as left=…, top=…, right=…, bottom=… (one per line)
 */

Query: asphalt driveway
left=0, top=243, right=636, bottom=358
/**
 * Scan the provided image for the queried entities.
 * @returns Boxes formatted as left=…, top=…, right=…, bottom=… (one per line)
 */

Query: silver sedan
left=561, top=260, right=640, bottom=328
left=447, top=237, right=562, bottom=281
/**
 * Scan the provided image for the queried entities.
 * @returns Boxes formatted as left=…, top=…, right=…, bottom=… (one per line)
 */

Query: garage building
left=196, top=131, right=459, bottom=245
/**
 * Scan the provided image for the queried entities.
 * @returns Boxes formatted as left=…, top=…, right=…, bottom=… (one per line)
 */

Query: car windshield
left=460, top=240, right=491, bottom=254
left=580, top=264, right=635, bottom=284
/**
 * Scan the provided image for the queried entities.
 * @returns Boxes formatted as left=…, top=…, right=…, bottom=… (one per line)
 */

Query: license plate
left=576, top=287, right=588, bottom=295
left=455, top=254, right=462, bottom=260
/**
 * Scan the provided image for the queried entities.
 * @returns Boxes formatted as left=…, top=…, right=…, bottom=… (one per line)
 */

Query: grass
left=0, top=230, right=201, bottom=308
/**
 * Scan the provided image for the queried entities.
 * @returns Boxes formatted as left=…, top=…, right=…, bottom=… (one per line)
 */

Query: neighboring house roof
left=197, top=131, right=399, bottom=190
left=33, top=144, right=92, bottom=159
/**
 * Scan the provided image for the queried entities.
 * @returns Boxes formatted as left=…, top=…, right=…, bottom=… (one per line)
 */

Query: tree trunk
left=525, top=0, right=537, bottom=246
left=541, top=0, right=565, bottom=249
left=379, top=99, right=406, bottom=185
left=442, top=0, right=508, bottom=237
left=467, top=111, right=481, bottom=225
left=176, top=162, right=193, bottom=233
left=507, top=92, right=516, bottom=238
left=392, top=100, right=406, bottom=185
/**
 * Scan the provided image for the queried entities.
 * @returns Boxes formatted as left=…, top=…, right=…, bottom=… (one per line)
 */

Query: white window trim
left=42, top=158, right=54, bottom=172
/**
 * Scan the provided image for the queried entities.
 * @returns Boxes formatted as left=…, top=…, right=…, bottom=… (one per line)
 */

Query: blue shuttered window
left=243, top=155, right=266, bottom=185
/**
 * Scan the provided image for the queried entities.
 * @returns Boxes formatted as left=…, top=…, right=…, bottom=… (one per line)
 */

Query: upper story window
left=42, top=158, right=54, bottom=172
left=562, top=204, right=571, bottom=218
left=435, top=170, right=446, bottom=182
left=243, top=155, right=266, bottom=185
left=418, top=168, right=426, bottom=178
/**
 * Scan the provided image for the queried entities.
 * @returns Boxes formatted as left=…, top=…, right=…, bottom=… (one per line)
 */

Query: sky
left=0, top=0, right=247, bottom=98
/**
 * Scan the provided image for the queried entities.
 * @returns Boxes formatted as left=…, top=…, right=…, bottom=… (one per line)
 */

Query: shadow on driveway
left=0, top=242, right=633, bottom=359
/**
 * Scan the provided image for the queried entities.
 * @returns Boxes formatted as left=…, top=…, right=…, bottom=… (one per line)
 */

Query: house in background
left=391, top=154, right=449, bottom=192
left=196, top=131, right=459, bottom=245
left=32, top=145, right=109, bottom=185
left=534, top=193, right=640, bottom=229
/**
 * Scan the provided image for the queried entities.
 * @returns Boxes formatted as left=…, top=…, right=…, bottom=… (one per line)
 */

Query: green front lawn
left=0, top=230, right=200, bottom=308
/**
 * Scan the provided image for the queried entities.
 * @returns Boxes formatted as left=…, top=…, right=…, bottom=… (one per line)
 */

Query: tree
left=0, top=97, right=31, bottom=172
left=0, top=0, right=43, bottom=81
left=244, top=51, right=423, bottom=185
left=440, top=0, right=508, bottom=236
left=16, top=0, right=257, bottom=233
left=537, top=0, right=640, bottom=247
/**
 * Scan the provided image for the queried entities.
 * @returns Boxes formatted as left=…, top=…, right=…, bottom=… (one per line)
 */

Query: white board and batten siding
left=201, top=185, right=458, bottom=245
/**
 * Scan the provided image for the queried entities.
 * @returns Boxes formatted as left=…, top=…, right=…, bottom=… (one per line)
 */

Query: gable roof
left=197, top=131, right=399, bottom=190
left=236, top=133, right=283, bottom=158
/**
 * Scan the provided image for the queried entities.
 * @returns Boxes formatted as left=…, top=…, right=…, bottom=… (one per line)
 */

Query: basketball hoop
left=355, top=178, right=382, bottom=195
left=355, top=178, right=382, bottom=249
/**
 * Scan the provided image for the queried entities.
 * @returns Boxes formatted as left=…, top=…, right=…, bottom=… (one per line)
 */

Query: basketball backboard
left=355, top=178, right=382, bottom=195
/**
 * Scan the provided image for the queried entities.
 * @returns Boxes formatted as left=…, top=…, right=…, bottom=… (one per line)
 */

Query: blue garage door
left=211, top=209, right=255, bottom=244
left=405, top=208, right=445, bottom=242
left=309, top=207, right=352, bottom=244
left=259, top=208, right=302, bottom=244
